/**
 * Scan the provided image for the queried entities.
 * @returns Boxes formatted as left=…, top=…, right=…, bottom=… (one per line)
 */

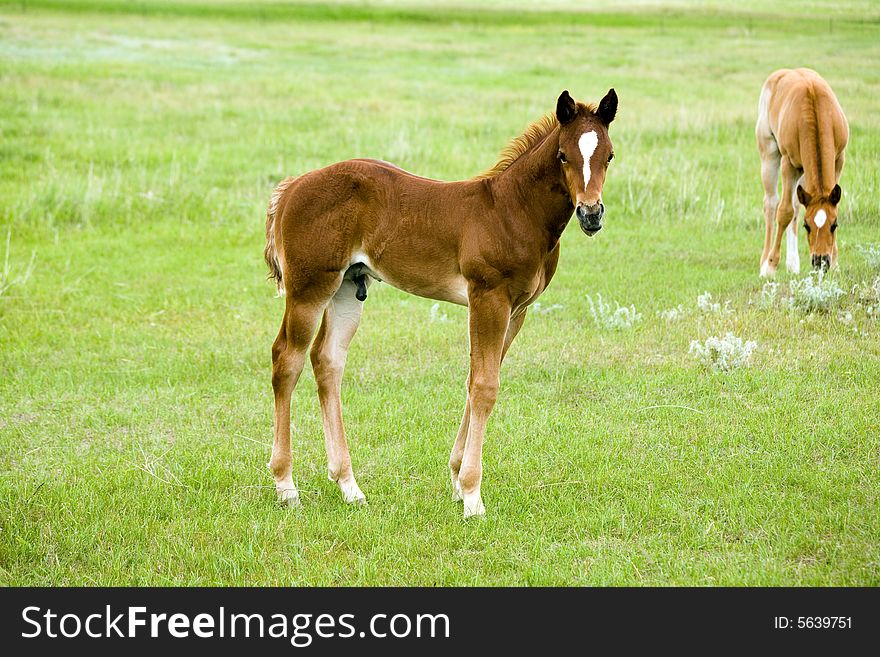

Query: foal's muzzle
left=576, top=202, right=604, bottom=236
left=811, top=254, right=831, bottom=271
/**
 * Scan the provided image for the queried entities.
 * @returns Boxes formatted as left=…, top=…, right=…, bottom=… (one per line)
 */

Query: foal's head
left=797, top=184, right=841, bottom=271
left=555, top=89, right=618, bottom=236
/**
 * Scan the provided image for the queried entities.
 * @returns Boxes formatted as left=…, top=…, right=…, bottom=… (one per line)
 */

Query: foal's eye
left=804, top=223, right=811, bottom=234
left=831, top=223, right=838, bottom=233
left=557, top=151, right=567, bottom=164
left=607, top=153, right=614, bottom=163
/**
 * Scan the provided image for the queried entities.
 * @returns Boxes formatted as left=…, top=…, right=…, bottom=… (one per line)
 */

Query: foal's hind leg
left=757, top=124, right=781, bottom=276
left=310, top=278, right=368, bottom=505
left=269, top=275, right=341, bottom=507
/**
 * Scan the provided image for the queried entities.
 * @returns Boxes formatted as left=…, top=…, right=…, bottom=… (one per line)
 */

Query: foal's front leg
left=765, top=157, right=799, bottom=276
left=457, top=286, right=511, bottom=518
left=449, top=310, right=527, bottom=502
left=449, top=376, right=471, bottom=503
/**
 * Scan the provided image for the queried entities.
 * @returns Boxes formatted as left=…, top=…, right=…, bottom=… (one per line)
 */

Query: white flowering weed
left=586, top=293, right=642, bottom=330
left=856, top=244, right=880, bottom=269
left=788, top=272, right=845, bottom=313
left=429, top=302, right=448, bottom=322
left=696, top=291, right=730, bottom=314
left=851, top=277, right=880, bottom=318
left=756, top=281, right=780, bottom=310
left=689, top=333, right=757, bottom=372
left=659, top=304, right=687, bottom=322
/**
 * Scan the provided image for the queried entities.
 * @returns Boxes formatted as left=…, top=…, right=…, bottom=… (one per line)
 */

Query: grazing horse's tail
left=264, top=176, right=296, bottom=296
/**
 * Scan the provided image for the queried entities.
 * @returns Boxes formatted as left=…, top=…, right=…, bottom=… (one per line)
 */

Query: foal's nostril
left=576, top=202, right=604, bottom=222
left=811, top=254, right=831, bottom=270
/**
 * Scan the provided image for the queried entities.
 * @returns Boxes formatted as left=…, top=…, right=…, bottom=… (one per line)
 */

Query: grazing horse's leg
left=449, top=309, right=527, bottom=502
left=269, top=273, right=341, bottom=507
left=784, top=173, right=805, bottom=274
left=765, top=157, right=799, bottom=277
left=310, top=278, right=367, bottom=505
left=784, top=212, right=801, bottom=274
left=757, top=123, right=781, bottom=276
left=457, top=287, right=512, bottom=518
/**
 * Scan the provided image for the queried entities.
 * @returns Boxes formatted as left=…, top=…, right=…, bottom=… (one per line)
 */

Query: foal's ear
left=796, top=184, right=812, bottom=207
left=829, top=184, right=842, bottom=205
left=597, top=88, right=618, bottom=125
left=556, top=90, right=577, bottom=125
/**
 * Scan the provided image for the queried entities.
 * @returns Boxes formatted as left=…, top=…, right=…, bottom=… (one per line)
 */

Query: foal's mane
left=477, top=113, right=558, bottom=179
left=477, top=102, right=596, bottom=179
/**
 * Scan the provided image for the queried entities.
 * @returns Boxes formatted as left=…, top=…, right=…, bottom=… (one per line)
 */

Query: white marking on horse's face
left=578, top=130, right=598, bottom=192
left=814, top=209, right=827, bottom=229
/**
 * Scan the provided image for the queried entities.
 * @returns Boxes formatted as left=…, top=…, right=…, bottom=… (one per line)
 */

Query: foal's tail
left=264, top=176, right=296, bottom=296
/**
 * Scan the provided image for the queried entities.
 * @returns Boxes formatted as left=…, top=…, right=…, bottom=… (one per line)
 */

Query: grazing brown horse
left=264, top=89, right=617, bottom=517
left=757, top=68, right=849, bottom=276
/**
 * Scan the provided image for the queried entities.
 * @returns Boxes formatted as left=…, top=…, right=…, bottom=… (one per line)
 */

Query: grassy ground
left=1, top=0, right=878, bottom=585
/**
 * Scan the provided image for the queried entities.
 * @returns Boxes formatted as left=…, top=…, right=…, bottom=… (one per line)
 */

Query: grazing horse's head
left=555, top=88, right=618, bottom=236
left=797, top=184, right=841, bottom=271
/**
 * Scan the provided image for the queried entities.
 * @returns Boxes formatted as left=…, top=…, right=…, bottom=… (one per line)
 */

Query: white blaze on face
left=814, top=209, right=827, bottom=229
left=578, top=130, right=599, bottom=192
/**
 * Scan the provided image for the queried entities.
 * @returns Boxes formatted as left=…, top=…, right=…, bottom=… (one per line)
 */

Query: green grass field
left=1, top=0, right=878, bottom=585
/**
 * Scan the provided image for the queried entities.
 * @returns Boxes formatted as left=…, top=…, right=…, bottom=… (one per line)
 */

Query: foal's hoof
left=277, top=487, right=301, bottom=508
left=463, top=498, right=485, bottom=519
left=344, top=490, right=367, bottom=506
left=340, top=480, right=367, bottom=506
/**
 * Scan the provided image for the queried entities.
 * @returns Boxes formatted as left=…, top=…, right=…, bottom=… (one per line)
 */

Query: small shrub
left=689, top=333, right=757, bottom=372
left=696, top=291, right=730, bottom=314
left=756, top=281, right=780, bottom=310
left=659, top=304, right=687, bottom=322
left=586, top=293, right=642, bottom=330
left=660, top=291, right=730, bottom=321
left=788, top=272, right=845, bottom=313
left=851, top=277, right=880, bottom=319
left=856, top=244, right=880, bottom=269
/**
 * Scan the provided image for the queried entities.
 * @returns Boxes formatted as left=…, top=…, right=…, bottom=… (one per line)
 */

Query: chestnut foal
left=264, top=89, right=618, bottom=517
left=757, top=68, right=849, bottom=275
